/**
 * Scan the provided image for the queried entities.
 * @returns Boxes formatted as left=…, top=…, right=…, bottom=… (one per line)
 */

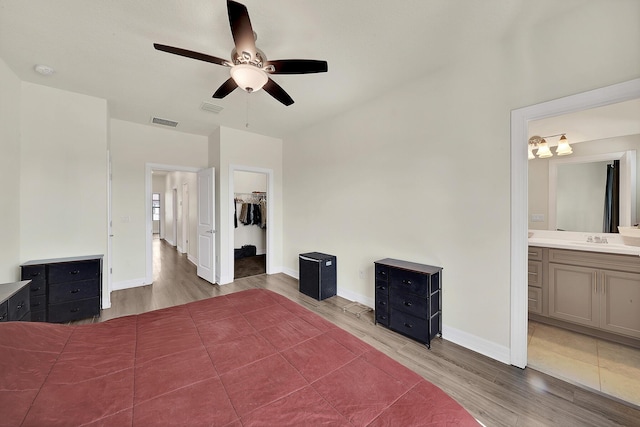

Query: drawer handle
left=402, top=280, right=412, bottom=285
left=70, top=308, right=80, bottom=313
left=403, top=322, right=413, bottom=329
left=70, top=270, right=80, bottom=275
left=528, top=252, right=537, bottom=256
left=16, top=303, right=24, bottom=309
left=404, top=301, right=412, bottom=307
left=379, top=301, right=387, bottom=306
left=528, top=272, right=537, bottom=276
left=33, top=302, right=41, bottom=308
left=30, top=272, right=41, bottom=277
left=31, top=286, right=41, bottom=292
left=378, top=286, right=386, bottom=291
left=379, top=271, right=386, bottom=276
left=71, top=289, right=81, bottom=294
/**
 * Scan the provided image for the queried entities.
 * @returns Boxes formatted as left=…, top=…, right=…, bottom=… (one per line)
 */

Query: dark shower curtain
left=603, top=160, right=620, bottom=233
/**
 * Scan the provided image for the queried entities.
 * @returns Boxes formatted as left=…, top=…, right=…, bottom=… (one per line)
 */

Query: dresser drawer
left=390, top=310, right=429, bottom=343
left=8, top=285, right=30, bottom=321
left=30, top=310, right=47, bottom=322
left=49, top=279, right=100, bottom=304
left=48, top=260, right=100, bottom=285
left=375, top=265, right=389, bottom=281
left=22, top=265, right=46, bottom=288
left=30, top=294, right=47, bottom=312
left=390, top=289, right=428, bottom=319
left=375, top=279, right=389, bottom=293
left=0, top=300, right=7, bottom=322
left=48, top=297, right=100, bottom=323
left=389, top=269, right=429, bottom=296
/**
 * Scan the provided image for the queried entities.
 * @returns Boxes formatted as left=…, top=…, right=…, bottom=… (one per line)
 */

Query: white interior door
left=197, top=168, right=215, bottom=283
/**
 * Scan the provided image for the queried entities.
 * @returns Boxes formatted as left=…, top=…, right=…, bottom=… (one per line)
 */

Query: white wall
left=0, top=58, right=22, bottom=282
left=283, top=1, right=640, bottom=361
left=110, top=119, right=208, bottom=287
left=215, top=126, right=283, bottom=284
left=234, top=171, right=267, bottom=254
left=19, top=83, right=108, bottom=264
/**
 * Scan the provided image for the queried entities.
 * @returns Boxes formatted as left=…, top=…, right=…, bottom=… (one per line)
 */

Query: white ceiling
left=0, top=0, right=622, bottom=139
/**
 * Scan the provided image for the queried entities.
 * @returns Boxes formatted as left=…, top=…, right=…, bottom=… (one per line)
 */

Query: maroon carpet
left=0, top=289, right=479, bottom=426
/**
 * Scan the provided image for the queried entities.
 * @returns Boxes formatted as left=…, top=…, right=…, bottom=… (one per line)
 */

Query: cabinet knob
left=402, top=280, right=412, bottom=285
left=70, top=308, right=80, bottom=313
left=31, top=287, right=41, bottom=292
left=404, top=301, right=412, bottom=307
left=404, top=322, right=413, bottom=329
left=70, top=270, right=80, bottom=275
left=30, top=272, right=40, bottom=277
left=71, top=289, right=81, bottom=294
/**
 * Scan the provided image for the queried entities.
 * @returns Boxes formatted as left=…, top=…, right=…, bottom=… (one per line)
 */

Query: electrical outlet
left=359, top=270, right=364, bottom=279
left=531, top=214, right=545, bottom=222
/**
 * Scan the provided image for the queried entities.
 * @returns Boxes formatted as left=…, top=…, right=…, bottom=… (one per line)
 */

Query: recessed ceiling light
left=34, top=64, right=55, bottom=76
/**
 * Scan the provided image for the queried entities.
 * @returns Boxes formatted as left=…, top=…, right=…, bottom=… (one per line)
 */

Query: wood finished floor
left=81, top=238, right=640, bottom=426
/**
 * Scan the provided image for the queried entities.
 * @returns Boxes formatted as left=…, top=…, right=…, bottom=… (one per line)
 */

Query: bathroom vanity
left=528, top=232, right=640, bottom=347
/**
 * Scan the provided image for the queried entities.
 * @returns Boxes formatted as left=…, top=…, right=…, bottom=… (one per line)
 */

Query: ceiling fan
left=154, top=0, right=328, bottom=106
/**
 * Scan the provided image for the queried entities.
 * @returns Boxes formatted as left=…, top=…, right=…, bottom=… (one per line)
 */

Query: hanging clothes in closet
left=234, top=192, right=267, bottom=229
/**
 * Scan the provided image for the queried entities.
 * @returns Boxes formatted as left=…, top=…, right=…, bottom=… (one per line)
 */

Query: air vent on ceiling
left=200, top=102, right=224, bottom=114
left=151, top=117, right=178, bottom=127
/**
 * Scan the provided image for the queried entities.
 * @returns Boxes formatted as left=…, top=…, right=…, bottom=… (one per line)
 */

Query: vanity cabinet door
left=600, top=270, right=640, bottom=339
left=548, top=263, right=599, bottom=328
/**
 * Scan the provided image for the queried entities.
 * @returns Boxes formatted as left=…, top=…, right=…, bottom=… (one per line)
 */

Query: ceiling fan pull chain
left=245, top=92, right=250, bottom=128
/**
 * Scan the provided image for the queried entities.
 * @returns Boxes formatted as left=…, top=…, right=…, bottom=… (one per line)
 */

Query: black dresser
left=0, top=281, right=32, bottom=322
left=20, top=255, right=102, bottom=323
left=374, top=258, right=442, bottom=348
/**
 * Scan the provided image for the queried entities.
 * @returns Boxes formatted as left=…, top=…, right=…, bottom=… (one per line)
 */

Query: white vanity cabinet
left=548, top=249, right=640, bottom=339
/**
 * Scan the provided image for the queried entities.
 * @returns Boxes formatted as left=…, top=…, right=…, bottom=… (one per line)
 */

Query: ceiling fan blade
left=264, top=59, right=328, bottom=75
left=213, top=78, right=238, bottom=99
left=154, top=43, right=230, bottom=67
left=263, top=78, right=294, bottom=106
left=227, top=0, right=257, bottom=60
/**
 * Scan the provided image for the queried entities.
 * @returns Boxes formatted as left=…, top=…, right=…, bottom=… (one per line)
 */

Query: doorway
left=511, top=78, right=640, bottom=369
left=145, top=163, right=201, bottom=285
left=232, top=170, right=267, bottom=279
left=228, top=165, right=274, bottom=281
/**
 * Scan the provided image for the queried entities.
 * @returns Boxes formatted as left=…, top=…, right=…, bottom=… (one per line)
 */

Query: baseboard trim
left=112, top=278, right=151, bottom=291
left=442, top=325, right=510, bottom=365
left=187, top=254, right=197, bottom=266
left=282, top=268, right=508, bottom=365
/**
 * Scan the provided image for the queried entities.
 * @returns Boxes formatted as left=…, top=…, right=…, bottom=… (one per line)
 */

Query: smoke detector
left=34, top=64, right=55, bottom=76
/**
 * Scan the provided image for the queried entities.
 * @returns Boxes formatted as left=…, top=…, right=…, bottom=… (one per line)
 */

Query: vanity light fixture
left=528, top=133, right=571, bottom=159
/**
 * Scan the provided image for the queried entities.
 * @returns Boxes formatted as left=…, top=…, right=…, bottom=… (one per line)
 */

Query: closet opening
left=232, top=170, right=267, bottom=279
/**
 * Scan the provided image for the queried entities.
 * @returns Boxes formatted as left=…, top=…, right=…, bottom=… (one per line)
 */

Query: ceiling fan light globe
left=230, top=64, right=268, bottom=92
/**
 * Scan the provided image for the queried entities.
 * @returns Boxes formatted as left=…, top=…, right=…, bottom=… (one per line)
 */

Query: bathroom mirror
left=548, top=150, right=637, bottom=232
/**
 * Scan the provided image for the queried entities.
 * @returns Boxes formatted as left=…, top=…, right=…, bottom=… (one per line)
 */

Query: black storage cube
left=299, top=252, right=337, bottom=300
